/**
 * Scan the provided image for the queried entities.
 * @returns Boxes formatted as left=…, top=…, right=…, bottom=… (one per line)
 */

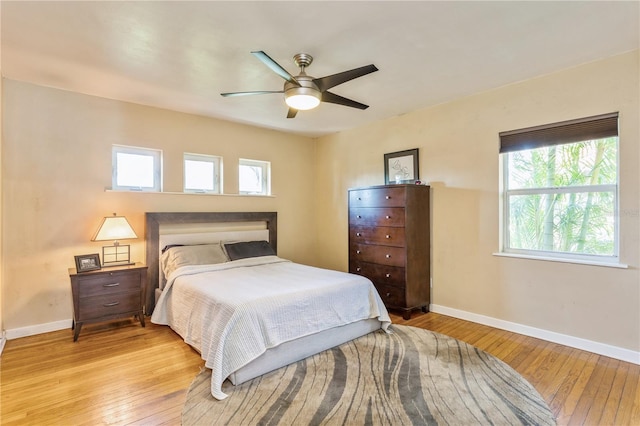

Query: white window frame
left=500, top=156, right=619, bottom=263
left=112, top=145, right=162, bottom=192
left=183, top=153, right=222, bottom=194
left=498, top=113, right=620, bottom=265
left=239, top=158, right=270, bottom=195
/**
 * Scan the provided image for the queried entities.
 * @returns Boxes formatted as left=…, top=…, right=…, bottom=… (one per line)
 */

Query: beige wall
left=315, top=51, right=640, bottom=352
left=1, top=80, right=316, bottom=330
left=0, top=75, right=4, bottom=341
left=2, top=52, right=638, bottom=356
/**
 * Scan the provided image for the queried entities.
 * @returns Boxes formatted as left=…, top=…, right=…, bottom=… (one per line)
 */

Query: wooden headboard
left=144, top=212, right=278, bottom=314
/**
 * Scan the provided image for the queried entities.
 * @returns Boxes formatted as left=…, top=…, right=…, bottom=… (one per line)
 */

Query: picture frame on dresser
left=384, top=148, right=419, bottom=184
left=74, top=253, right=101, bottom=272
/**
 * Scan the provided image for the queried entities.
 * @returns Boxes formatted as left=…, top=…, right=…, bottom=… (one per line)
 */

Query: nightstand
left=69, top=263, right=147, bottom=341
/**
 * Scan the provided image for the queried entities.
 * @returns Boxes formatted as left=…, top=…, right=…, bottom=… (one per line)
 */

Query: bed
left=145, top=212, right=391, bottom=400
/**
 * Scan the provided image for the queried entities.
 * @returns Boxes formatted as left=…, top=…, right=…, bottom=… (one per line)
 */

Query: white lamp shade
left=92, top=215, right=137, bottom=241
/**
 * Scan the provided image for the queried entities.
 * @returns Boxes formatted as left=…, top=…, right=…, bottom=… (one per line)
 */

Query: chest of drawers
left=348, top=184, right=430, bottom=319
left=69, top=263, right=147, bottom=341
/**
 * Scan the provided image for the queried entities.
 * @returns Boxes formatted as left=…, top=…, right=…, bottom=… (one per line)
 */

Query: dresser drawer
left=350, top=261, right=405, bottom=287
left=350, top=187, right=406, bottom=208
left=349, top=208, right=405, bottom=227
left=349, top=243, right=406, bottom=267
left=78, top=291, right=141, bottom=320
left=375, top=284, right=406, bottom=308
left=350, top=226, right=405, bottom=247
left=77, top=271, right=142, bottom=298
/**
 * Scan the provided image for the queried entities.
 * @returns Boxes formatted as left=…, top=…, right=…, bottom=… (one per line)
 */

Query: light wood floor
left=1, top=312, right=638, bottom=425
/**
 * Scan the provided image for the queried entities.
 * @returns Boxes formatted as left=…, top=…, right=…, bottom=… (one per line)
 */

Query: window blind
left=499, top=112, right=619, bottom=154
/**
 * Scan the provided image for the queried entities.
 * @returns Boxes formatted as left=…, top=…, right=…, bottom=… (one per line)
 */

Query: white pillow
left=160, top=244, right=229, bottom=278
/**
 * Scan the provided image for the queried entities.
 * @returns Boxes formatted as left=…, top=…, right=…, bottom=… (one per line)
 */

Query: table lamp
left=91, top=213, right=137, bottom=266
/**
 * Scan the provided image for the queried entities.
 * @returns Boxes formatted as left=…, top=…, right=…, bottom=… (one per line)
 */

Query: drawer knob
left=103, top=301, right=120, bottom=307
left=385, top=235, right=390, bottom=239
left=356, top=267, right=361, bottom=272
left=385, top=196, right=390, bottom=200
left=386, top=273, right=391, bottom=278
left=356, top=250, right=361, bottom=254
left=386, top=254, right=391, bottom=258
left=356, top=232, right=361, bottom=237
left=386, top=292, right=391, bottom=297
left=103, top=283, right=120, bottom=287
left=357, top=215, right=362, bottom=219
left=385, top=215, right=391, bottom=219
left=358, top=197, right=362, bottom=200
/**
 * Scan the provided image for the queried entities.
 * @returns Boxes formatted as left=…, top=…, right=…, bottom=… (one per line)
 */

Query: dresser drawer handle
left=385, top=196, right=390, bottom=200
left=386, top=273, right=391, bottom=278
left=385, top=235, right=390, bottom=239
left=357, top=197, right=362, bottom=200
left=356, top=250, right=361, bottom=254
left=385, top=254, right=391, bottom=258
left=103, top=301, right=120, bottom=307
left=385, top=215, right=391, bottom=219
left=103, top=283, right=120, bottom=287
left=356, top=232, right=361, bottom=237
left=386, top=292, right=391, bottom=297
left=357, top=215, right=362, bottom=219
left=356, top=267, right=361, bottom=272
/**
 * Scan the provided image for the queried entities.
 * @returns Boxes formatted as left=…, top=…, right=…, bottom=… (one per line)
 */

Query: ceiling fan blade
left=286, top=108, right=298, bottom=119
left=313, top=64, right=378, bottom=92
left=251, top=51, right=300, bottom=85
left=221, top=90, right=283, bottom=97
left=321, top=91, right=369, bottom=110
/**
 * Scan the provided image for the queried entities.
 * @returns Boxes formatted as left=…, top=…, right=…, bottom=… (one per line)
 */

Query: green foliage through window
left=504, top=138, right=617, bottom=258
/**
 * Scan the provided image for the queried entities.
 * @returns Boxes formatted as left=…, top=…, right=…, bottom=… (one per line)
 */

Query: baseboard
left=0, top=332, right=6, bottom=356
left=5, top=319, right=72, bottom=340
left=430, top=304, right=640, bottom=365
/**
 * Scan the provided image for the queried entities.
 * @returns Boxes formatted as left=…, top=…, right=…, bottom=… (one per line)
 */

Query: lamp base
left=102, top=244, right=132, bottom=266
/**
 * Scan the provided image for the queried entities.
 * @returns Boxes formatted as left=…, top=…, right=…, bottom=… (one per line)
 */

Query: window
left=499, top=113, right=619, bottom=262
left=112, top=145, right=162, bottom=192
left=239, top=158, right=270, bottom=195
left=184, top=153, right=222, bottom=194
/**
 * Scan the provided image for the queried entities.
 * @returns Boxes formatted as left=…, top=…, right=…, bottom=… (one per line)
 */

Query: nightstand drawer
left=77, top=272, right=142, bottom=298
left=78, top=292, right=141, bottom=320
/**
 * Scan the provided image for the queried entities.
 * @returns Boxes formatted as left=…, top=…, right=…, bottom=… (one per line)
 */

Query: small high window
left=239, top=158, right=270, bottom=195
left=112, top=145, right=162, bottom=192
left=184, top=153, right=222, bottom=194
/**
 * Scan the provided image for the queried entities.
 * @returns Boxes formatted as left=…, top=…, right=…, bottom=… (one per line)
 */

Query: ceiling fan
left=221, top=51, right=378, bottom=118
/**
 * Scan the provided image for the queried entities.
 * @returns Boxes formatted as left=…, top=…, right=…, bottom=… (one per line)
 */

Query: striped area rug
left=182, top=325, right=556, bottom=425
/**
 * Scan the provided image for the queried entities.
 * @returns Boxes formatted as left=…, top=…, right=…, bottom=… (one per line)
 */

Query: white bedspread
left=151, top=256, right=391, bottom=399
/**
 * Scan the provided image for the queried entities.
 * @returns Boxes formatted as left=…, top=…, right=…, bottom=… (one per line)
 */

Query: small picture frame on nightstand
left=74, top=253, right=101, bottom=273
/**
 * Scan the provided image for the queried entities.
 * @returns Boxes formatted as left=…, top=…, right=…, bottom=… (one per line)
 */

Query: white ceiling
left=2, top=1, right=638, bottom=138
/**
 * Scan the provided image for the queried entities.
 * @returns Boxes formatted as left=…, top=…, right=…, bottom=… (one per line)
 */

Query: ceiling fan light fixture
left=222, top=51, right=378, bottom=117
left=284, top=88, right=321, bottom=110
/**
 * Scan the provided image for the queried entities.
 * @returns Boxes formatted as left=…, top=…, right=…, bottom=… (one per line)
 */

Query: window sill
left=105, top=189, right=275, bottom=197
left=492, top=252, right=628, bottom=269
